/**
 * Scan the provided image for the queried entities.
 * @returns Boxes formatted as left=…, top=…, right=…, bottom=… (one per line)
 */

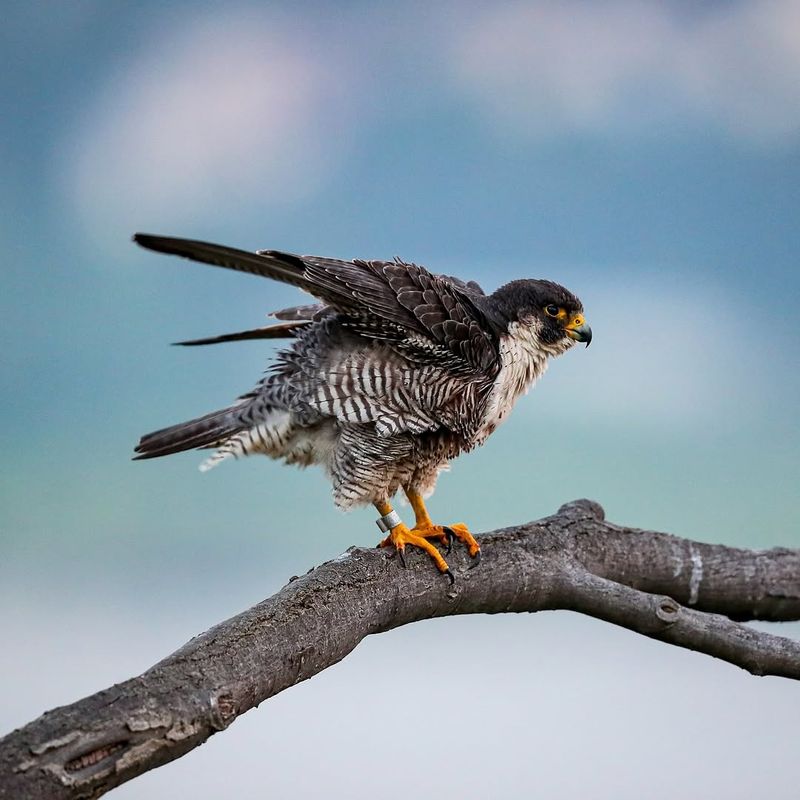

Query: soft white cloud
left=59, top=10, right=355, bottom=237
left=447, top=0, right=800, bottom=143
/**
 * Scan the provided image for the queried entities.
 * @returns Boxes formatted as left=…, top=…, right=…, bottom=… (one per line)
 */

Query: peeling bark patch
left=30, top=732, right=81, bottom=756
left=670, top=539, right=684, bottom=578
left=688, top=545, right=704, bottom=605
left=115, top=739, right=168, bottom=772
left=127, top=713, right=171, bottom=732
left=165, top=720, right=201, bottom=741
left=64, top=741, right=127, bottom=773
left=209, top=693, right=237, bottom=731
left=216, top=694, right=236, bottom=721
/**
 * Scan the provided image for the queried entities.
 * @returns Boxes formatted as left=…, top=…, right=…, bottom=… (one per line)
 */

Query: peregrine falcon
left=133, top=234, right=591, bottom=580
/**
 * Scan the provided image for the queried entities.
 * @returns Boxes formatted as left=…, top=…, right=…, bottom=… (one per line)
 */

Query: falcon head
left=482, top=279, right=592, bottom=354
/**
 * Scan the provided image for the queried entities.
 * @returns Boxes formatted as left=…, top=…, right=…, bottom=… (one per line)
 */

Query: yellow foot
left=378, top=524, right=454, bottom=583
left=414, top=522, right=481, bottom=565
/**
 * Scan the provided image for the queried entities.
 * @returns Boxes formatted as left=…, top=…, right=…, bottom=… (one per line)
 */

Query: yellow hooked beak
left=565, top=313, right=592, bottom=347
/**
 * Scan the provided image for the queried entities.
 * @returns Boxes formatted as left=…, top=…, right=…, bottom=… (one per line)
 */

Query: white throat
left=477, top=320, right=566, bottom=443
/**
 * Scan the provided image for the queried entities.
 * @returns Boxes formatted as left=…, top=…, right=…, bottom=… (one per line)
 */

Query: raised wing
left=134, top=234, right=499, bottom=375
left=295, top=256, right=499, bottom=374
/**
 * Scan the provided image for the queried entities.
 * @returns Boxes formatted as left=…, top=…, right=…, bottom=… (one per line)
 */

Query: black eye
left=545, top=304, right=560, bottom=317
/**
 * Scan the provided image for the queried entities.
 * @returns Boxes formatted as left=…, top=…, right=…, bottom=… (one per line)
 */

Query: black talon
left=468, top=549, right=482, bottom=569
left=443, top=526, right=455, bottom=555
left=444, top=569, right=455, bottom=585
left=398, top=548, right=407, bottom=569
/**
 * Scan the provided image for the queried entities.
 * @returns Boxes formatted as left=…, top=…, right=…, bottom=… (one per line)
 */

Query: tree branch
left=2, top=499, right=799, bottom=800
left=558, top=567, right=800, bottom=678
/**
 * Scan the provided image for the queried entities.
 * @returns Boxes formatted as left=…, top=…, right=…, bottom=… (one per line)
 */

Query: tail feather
left=173, top=320, right=308, bottom=347
left=134, top=406, right=244, bottom=460
left=133, top=234, right=312, bottom=290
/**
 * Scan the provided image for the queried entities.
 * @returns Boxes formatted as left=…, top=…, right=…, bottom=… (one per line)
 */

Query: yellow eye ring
left=545, top=304, right=560, bottom=317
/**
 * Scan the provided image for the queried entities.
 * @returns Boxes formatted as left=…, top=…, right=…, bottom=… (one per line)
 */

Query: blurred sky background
left=1, top=1, right=799, bottom=797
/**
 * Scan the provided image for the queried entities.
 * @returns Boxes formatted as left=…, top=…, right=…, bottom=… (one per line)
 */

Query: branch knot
left=655, top=597, right=681, bottom=624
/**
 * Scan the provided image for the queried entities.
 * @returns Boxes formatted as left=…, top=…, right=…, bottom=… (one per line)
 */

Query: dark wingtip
left=168, top=322, right=308, bottom=347
left=132, top=232, right=164, bottom=254
left=132, top=444, right=147, bottom=459
left=132, top=232, right=180, bottom=255
left=170, top=338, right=223, bottom=347
left=133, top=232, right=177, bottom=255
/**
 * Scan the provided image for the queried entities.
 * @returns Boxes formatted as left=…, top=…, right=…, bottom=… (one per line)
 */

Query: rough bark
left=2, top=499, right=799, bottom=799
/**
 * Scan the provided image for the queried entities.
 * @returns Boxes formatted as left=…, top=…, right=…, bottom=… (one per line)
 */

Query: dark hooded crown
left=477, top=279, right=583, bottom=338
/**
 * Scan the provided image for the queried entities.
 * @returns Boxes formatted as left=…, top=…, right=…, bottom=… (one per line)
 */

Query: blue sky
left=2, top=2, right=799, bottom=797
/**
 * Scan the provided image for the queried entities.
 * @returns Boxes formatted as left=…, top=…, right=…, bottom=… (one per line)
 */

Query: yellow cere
left=566, top=313, right=585, bottom=330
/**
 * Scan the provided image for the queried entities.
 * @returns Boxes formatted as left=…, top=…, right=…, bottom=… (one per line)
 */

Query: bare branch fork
left=2, top=499, right=800, bottom=800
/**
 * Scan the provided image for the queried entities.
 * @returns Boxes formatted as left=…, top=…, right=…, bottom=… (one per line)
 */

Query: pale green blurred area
left=2, top=2, right=800, bottom=798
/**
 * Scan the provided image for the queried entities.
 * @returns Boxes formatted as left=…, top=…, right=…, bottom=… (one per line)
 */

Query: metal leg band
left=376, top=509, right=402, bottom=533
